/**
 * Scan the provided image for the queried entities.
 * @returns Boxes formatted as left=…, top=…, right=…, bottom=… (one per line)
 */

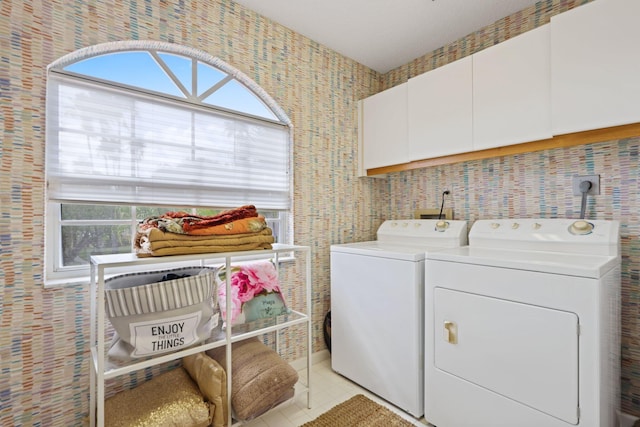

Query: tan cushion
left=104, top=367, right=211, bottom=427
left=183, top=352, right=228, bottom=427
left=206, top=337, right=299, bottom=421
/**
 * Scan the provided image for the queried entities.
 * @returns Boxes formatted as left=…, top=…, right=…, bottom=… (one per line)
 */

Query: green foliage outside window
left=58, top=204, right=280, bottom=268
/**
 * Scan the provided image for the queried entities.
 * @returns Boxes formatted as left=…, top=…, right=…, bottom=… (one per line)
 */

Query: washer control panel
left=486, top=220, right=594, bottom=233
left=469, top=219, right=620, bottom=256
left=376, top=219, right=468, bottom=248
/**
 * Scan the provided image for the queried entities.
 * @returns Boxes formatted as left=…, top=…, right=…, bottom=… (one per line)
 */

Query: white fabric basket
left=105, top=266, right=219, bottom=361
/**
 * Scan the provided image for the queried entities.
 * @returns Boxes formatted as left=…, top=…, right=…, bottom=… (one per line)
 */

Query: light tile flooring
left=242, top=356, right=431, bottom=427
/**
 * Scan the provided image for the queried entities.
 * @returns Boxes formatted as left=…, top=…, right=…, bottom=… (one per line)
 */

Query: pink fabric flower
left=218, top=278, right=242, bottom=323
left=217, top=260, right=281, bottom=325
left=232, top=269, right=261, bottom=302
left=246, top=261, right=280, bottom=293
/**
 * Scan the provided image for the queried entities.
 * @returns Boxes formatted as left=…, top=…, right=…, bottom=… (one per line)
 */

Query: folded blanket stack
left=135, top=205, right=275, bottom=257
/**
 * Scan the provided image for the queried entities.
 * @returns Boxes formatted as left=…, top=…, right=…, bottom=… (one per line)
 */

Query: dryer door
left=433, top=288, right=579, bottom=424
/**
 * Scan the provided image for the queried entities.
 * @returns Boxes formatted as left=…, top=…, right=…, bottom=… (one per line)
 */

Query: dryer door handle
left=444, top=320, right=458, bottom=344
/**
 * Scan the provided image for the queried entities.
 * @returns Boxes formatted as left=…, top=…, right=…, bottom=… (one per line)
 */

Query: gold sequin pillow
left=104, top=367, right=212, bottom=427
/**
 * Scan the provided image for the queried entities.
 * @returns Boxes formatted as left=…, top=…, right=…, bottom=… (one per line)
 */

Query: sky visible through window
left=64, top=51, right=277, bottom=121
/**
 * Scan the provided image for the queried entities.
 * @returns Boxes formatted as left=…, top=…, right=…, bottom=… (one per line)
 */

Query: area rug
left=300, top=394, right=417, bottom=427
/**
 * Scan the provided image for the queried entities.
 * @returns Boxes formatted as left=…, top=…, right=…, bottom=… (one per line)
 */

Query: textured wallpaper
left=2, top=0, right=640, bottom=424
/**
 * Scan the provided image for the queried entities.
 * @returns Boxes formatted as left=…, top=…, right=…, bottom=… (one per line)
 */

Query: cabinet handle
left=444, top=320, right=457, bottom=344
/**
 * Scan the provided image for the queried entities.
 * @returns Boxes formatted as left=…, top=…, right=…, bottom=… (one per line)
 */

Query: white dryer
left=424, top=219, right=620, bottom=427
left=331, top=219, right=468, bottom=417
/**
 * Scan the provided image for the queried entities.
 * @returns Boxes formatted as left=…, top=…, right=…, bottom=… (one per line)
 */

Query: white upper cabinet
left=358, top=0, right=639, bottom=174
left=551, top=0, right=640, bottom=135
left=473, top=25, right=552, bottom=150
left=360, top=82, right=409, bottom=171
left=408, top=56, right=473, bottom=160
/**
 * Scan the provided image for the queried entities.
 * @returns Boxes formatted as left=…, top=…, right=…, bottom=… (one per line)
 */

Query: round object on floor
left=323, top=311, right=332, bottom=353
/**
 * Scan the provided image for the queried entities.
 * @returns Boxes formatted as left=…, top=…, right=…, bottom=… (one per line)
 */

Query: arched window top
left=46, top=40, right=292, bottom=209
left=48, top=40, right=290, bottom=124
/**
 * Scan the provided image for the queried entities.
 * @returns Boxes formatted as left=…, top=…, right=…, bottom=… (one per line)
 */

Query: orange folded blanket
left=186, top=216, right=267, bottom=236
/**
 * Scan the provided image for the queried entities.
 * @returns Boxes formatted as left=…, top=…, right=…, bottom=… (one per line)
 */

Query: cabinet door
left=473, top=25, right=551, bottom=150
left=360, top=83, right=408, bottom=170
left=408, top=56, right=472, bottom=160
left=551, top=0, right=640, bottom=135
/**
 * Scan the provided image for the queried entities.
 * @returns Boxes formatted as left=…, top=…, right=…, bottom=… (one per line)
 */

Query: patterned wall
left=2, top=0, right=639, bottom=424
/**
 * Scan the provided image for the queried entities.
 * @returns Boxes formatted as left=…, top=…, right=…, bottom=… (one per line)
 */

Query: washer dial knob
left=435, top=220, right=449, bottom=232
left=570, top=220, right=594, bottom=235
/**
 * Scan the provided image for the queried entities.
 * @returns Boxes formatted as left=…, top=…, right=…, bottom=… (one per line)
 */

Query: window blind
left=46, top=72, right=290, bottom=210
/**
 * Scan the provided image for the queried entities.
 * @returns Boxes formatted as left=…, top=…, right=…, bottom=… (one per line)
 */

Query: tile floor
left=242, top=356, right=431, bottom=427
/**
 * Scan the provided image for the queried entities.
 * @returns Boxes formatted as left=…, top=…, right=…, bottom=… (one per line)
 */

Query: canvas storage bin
left=105, top=266, right=219, bottom=360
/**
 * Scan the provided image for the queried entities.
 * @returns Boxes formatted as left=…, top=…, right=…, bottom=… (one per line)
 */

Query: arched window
left=44, top=41, right=292, bottom=286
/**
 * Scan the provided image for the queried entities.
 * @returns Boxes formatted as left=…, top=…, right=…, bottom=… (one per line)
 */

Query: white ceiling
left=233, top=0, right=542, bottom=73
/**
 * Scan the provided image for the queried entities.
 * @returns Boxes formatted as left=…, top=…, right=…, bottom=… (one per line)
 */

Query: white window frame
left=44, top=41, right=293, bottom=287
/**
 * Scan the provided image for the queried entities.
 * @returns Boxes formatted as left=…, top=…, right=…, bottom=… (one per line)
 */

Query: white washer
left=425, top=218, right=620, bottom=427
left=331, top=219, right=468, bottom=417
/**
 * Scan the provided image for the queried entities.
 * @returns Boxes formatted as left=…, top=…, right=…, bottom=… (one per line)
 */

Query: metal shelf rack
left=89, top=244, right=312, bottom=427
